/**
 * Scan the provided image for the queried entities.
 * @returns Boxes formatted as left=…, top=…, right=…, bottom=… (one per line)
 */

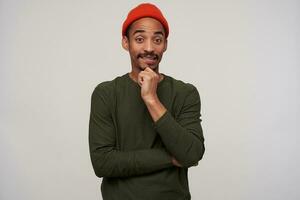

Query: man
left=89, top=3, right=205, bottom=200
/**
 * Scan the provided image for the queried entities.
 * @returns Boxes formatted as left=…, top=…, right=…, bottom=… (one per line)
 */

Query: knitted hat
left=122, top=3, right=169, bottom=38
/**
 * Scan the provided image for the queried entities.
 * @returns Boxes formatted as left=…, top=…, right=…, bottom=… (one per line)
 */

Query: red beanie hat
left=122, top=3, right=169, bottom=38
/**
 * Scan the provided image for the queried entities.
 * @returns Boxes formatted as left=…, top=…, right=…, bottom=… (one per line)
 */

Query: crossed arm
left=138, top=69, right=205, bottom=168
left=89, top=88, right=174, bottom=178
left=89, top=82, right=205, bottom=178
left=148, top=86, right=205, bottom=168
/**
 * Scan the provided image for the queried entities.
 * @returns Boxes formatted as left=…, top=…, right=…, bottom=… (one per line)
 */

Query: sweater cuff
left=153, top=110, right=173, bottom=130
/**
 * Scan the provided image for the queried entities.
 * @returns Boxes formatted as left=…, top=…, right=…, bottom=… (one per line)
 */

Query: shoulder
left=91, top=74, right=127, bottom=103
left=92, top=80, right=114, bottom=99
left=92, top=74, right=127, bottom=96
left=166, top=74, right=199, bottom=97
left=165, top=75, right=201, bottom=112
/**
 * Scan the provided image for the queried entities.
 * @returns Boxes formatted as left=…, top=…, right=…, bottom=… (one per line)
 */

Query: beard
left=137, top=52, right=161, bottom=70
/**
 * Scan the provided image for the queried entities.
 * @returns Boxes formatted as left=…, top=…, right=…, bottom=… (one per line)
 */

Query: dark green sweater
left=89, top=73, right=205, bottom=200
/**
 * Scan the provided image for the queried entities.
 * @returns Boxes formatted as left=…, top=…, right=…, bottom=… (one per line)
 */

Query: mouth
left=138, top=55, right=158, bottom=65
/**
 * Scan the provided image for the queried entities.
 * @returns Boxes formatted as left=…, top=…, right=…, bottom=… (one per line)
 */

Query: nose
left=144, top=39, right=154, bottom=52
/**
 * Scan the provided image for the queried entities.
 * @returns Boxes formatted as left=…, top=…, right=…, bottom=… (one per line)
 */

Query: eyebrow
left=133, top=29, right=145, bottom=35
left=154, top=31, right=164, bottom=36
left=132, top=29, right=165, bottom=36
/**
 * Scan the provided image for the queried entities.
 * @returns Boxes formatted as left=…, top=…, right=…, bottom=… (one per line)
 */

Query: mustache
left=137, top=52, right=158, bottom=59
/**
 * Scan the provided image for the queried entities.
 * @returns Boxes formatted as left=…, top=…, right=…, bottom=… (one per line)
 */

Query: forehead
left=129, top=17, right=165, bottom=35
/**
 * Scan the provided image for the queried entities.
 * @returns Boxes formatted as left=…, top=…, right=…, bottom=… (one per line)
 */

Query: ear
left=122, top=36, right=129, bottom=51
left=163, top=39, right=168, bottom=52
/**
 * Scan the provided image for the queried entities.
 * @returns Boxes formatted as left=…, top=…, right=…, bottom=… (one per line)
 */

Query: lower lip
left=140, top=57, right=157, bottom=65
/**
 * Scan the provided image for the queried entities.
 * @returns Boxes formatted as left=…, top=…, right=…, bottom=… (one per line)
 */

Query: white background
left=1, top=0, right=299, bottom=199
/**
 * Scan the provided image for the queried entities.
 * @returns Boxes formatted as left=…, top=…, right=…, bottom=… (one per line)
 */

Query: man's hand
left=137, top=67, right=166, bottom=122
left=172, top=157, right=198, bottom=168
left=171, top=157, right=183, bottom=167
left=137, top=67, right=160, bottom=103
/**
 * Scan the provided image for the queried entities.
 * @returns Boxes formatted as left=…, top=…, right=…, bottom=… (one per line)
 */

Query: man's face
left=122, top=17, right=168, bottom=72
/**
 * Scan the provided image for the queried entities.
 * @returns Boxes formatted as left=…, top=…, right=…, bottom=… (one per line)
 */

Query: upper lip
left=139, top=55, right=157, bottom=60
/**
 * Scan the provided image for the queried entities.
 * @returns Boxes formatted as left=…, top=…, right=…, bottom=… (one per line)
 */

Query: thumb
left=137, top=74, right=143, bottom=87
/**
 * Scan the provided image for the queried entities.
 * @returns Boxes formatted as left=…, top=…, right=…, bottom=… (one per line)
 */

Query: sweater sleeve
left=153, top=85, right=205, bottom=168
left=89, top=85, right=173, bottom=178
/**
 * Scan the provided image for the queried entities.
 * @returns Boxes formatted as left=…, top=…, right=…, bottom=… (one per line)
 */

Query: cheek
left=156, top=44, right=166, bottom=52
left=129, top=47, right=140, bottom=56
left=128, top=47, right=138, bottom=55
left=157, top=48, right=166, bottom=56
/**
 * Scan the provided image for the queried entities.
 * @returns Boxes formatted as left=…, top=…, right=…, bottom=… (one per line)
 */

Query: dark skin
left=122, top=17, right=182, bottom=167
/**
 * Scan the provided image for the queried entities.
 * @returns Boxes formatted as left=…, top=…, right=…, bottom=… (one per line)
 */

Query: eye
left=154, top=37, right=162, bottom=44
left=135, top=37, right=144, bottom=43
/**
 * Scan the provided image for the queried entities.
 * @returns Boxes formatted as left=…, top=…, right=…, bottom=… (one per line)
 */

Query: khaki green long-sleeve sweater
left=89, top=72, right=205, bottom=200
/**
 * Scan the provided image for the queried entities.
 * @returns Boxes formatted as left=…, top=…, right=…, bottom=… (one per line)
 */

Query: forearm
left=144, top=96, right=167, bottom=122
left=144, top=91, right=205, bottom=168
left=89, top=145, right=173, bottom=178
left=153, top=111, right=205, bottom=168
left=89, top=116, right=174, bottom=178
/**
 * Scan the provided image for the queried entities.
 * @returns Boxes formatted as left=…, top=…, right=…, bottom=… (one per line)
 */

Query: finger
left=139, top=70, right=152, bottom=76
left=138, top=71, right=148, bottom=79
left=144, top=68, right=157, bottom=78
left=145, top=68, right=159, bottom=79
left=139, top=71, right=152, bottom=81
left=172, top=157, right=183, bottom=167
left=144, top=67, right=153, bottom=72
left=143, top=70, right=158, bottom=80
left=137, top=73, right=144, bottom=86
